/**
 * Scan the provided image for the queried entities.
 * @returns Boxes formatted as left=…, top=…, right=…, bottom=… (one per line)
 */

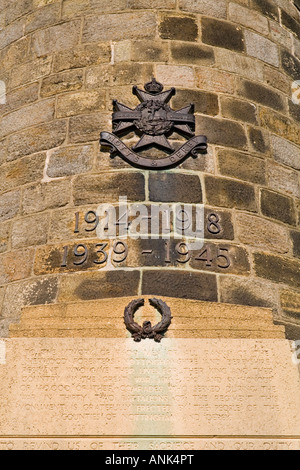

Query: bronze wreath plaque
left=124, top=298, right=172, bottom=342
left=100, top=78, right=208, bottom=169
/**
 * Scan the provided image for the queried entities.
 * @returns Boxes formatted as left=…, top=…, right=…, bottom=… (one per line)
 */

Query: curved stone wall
left=0, top=0, right=300, bottom=338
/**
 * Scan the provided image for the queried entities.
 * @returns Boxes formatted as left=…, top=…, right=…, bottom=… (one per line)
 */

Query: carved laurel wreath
left=124, top=298, right=172, bottom=343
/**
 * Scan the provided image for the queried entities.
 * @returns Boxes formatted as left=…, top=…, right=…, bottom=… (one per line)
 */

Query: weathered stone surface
left=0, top=248, right=34, bottom=286
left=0, top=18, right=24, bottom=49
left=260, top=189, right=296, bottom=226
left=7, top=120, right=67, bottom=161
left=25, top=3, right=60, bottom=34
left=0, top=222, right=10, bottom=254
left=58, top=270, right=140, bottom=302
left=237, top=79, right=286, bottom=112
left=271, top=135, right=300, bottom=171
left=205, top=176, right=257, bottom=212
left=69, top=113, right=111, bottom=144
left=131, top=40, right=168, bottom=63
left=254, top=252, right=300, bottom=289
left=159, top=15, right=198, bottom=42
left=228, top=3, right=269, bottom=35
left=22, top=180, right=71, bottom=215
left=47, top=145, right=94, bottom=178
left=11, top=213, right=49, bottom=249
left=53, top=43, right=111, bottom=72
left=281, top=49, right=300, bottom=80
left=264, top=66, right=290, bottom=94
left=30, top=20, right=81, bottom=56
left=248, top=127, right=269, bottom=154
left=0, top=190, right=20, bottom=222
left=214, top=49, right=264, bottom=81
left=281, top=9, right=300, bottom=38
left=83, top=12, right=156, bottom=42
left=142, top=270, right=218, bottom=301
left=172, top=89, right=218, bottom=116
left=0, top=99, right=55, bottom=139
left=179, top=0, right=227, bottom=18
left=220, top=97, right=258, bottom=124
left=245, top=30, right=279, bottom=67
left=217, top=150, right=265, bottom=184
left=1, top=153, right=46, bottom=193
left=250, top=0, right=279, bottom=21
left=1, top=83, right=39, bottom=116
left=267, top=162, right=300, bottom=199
left=291, top=231, right=300, bottom=259
left=40, top=70, right=84, bottom=98
left=10, top=56, right=52, bottom=89
left=1, top=277, right=59, bottom=320
left=170, top=43, right=215, bottom=66
left=156, top=65, right=195, bottom=88
left=236, top=213, right=290, bottom=254
left=73, top=173, right=145, bottom=205
left=202, top=17, right=245, bottom=52
left=281, top=290, right=300, bottom=320
left=219, top=276, right=279, bottom=310
left=196, top=116, right=247, bottom=149
left=56, top=91, right=106, bottom=118
left=149, top=173, right=202, bottom=203
left=259, top=108, right=300, bottom=147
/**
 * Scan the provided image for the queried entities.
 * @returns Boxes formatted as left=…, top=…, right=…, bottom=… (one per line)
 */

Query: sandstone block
left=291, top=231, right=300, bottom=259
left=220, top=97, right=258, bottom=124
left=229, top=3, right=269, bottom=35
left=0, top=190, right=20, bottom=222
left=41, top=70, right=84, bottom=98
left=142, top=270, right=218, bottom=301
left=10, top=56, right=52, bottom=89
left=205, top=176, right=257, bottom=212
left=170, top=42, right=215, bottom=66
left=1, top=277, right=59, bottom=320
left=73, top=173, right=145, bottom=205
left=1, top=153, right=46, bottom=193
left=267, top=162, right=300, bottom=199
left=245, top=30, right=279, bottom=67
left=25, top=3, right=60, bottom=34
left=214, top=49, right=264, bottom=81
left=217, top=150, right=265, bottom=184
left=56, top=91, right=106, bottom=118
left=179, top=0, right=227, bottom=18
left=58, top=270, right=140, bottom=302
left=22, top=180, right=71, bottom=215
left=31, top=20, right=81, bottom=56
left=11, top=213, right=49, bottom=249
left=0, top=248, right=34, bottom=286
left=260, top=189, right=296, bottom=226
left=0, top=222, right=10, bottom=253
left=195, top=67, right=235, bottom=94
left=254, top=252, right=300, bottom=289
left=69, top=113, right=111, bottom=144
left=236, top=212, right=290, bottom=254
left=196, top=116, right=247, bottom=149
left=237, top=79, right=286, bottom=112
left=149, top=173, right=202, bottom=204
left=159, top=15, right=198, bottom=42
left=47, top=145, right=94, bottom=178
left=7, top=120, right=67, bottom=161
left=53, top=43, right=111, bottom=72
left=156, top=65, right=195, bottom=88
left=82, top=12, right=156, bottom=42
left=172, top=89, right=218, bottom=116
left=0, top=99, right=55, bottom=139
left=202, top=17, right=245, bottom=52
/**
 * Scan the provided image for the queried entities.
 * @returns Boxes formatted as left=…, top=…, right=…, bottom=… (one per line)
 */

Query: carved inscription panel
left=1, top=338, right=300, bottom=437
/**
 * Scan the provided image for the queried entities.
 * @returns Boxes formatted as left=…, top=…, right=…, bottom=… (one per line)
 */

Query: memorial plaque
left=1, top=334, right=300, bottom=449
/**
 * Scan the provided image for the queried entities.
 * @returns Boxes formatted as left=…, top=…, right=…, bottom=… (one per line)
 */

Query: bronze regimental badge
left=124, top=298, right=172, bottom=343
left=100, top=78, right=208, bottom=169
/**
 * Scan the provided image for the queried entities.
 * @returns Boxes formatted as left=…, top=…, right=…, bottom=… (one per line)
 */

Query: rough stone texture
left=205, top=176, right=257, bottom=212
left=149, top=173, right=202, bottom=203
left=260, top=189, right=296, bottom=226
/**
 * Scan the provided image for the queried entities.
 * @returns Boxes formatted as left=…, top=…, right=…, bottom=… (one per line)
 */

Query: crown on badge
left=144, top=78, right=164, bottom=94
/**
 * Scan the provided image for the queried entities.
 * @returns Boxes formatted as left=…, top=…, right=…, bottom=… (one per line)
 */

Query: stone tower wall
left=0, top=0, right=300, bottom=338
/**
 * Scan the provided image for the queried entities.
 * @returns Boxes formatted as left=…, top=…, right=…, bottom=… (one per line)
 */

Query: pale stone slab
left=0, top=338, right=300, bottom=443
